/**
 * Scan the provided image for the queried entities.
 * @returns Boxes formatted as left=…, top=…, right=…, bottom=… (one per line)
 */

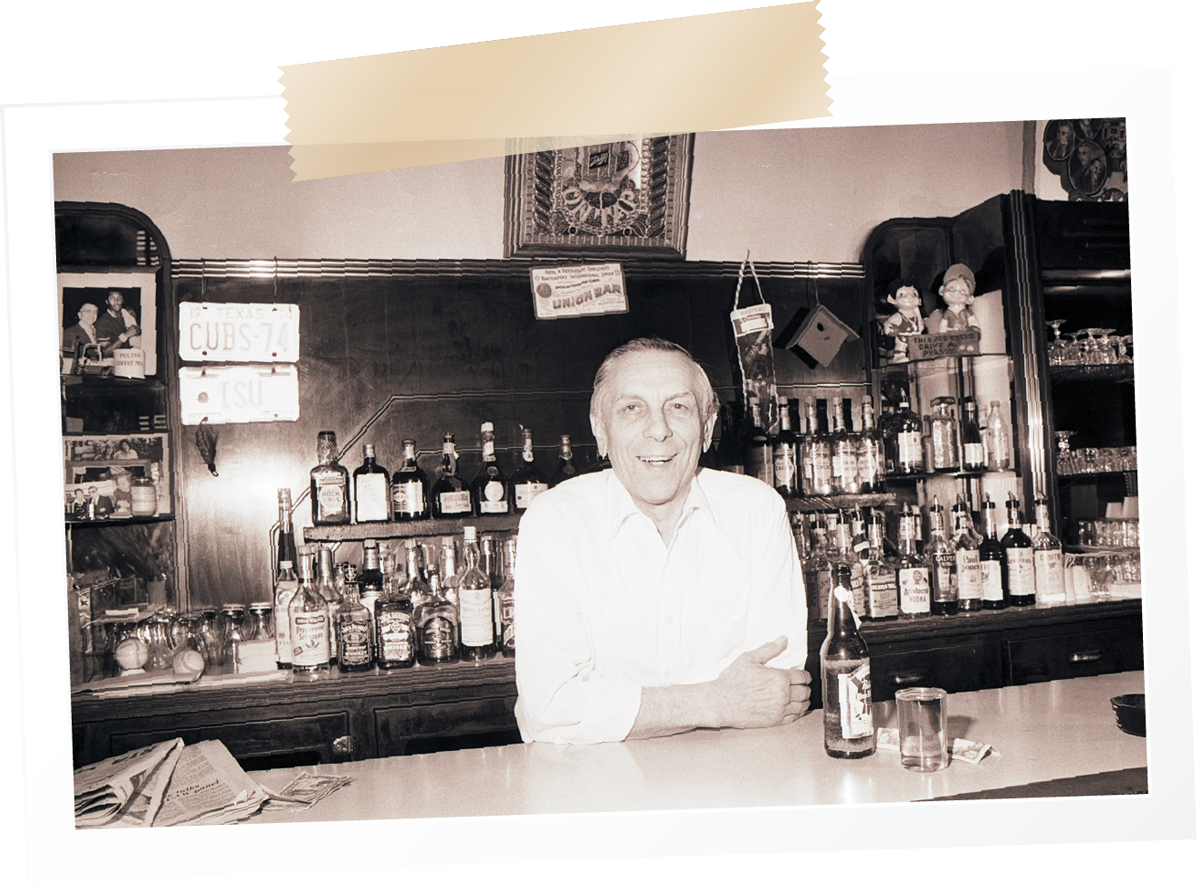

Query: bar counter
left=246, top=670, right=1147, bottom=822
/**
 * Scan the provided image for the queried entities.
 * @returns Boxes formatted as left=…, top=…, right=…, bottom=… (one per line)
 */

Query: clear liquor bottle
left=335, top=570, right=374, bottom=673
left=289, top=549, right=330, bottom=676
left=352, top=443, right=391, bottom=524
left=803, top=399, right=834, bottom=496
left=863, top=511, right=898, bottom=621
left=895, top=508, right=931, bottom=618
left=273, top=559, right=299, bottom=669
left=831, top=400, right=861, bottom=495
left=314, top=544, right=341, bottom=662
left=1001, top=493, right=1036, bottom=606
left=405, top=542, right=433, bottom=611
left=415, top=565, right=459, bottom=665
left=310, top=431, right=350, bottom=525
left=1032, top=497, right=1067, bottom=604
left=985, top=400, right=1012, bottom=471
left=457, top=526, right=495, bottom=661
left=374, top=557, right=416, bottom=669
left=951, top=498, right=983, bottom=612
left=857, top=397, right=885, bottom=493
left=550, top=434, right=581, bottom=486
left=431, top=434, right=473, bottom=518
left=772, top=396, right=800, bottom=498
left=960, top=398, right=986, bottom=473
left=821, top=562, right=875, bottom=759
left=472, top=422, right=511, bottom=515
left=893, top=389, right=924, bottom=476
left=929, top=398, right=961, bottom=473
left=830, top=509, right=866, bottom=617
left=978, top=494, right=1007, bottom=610
left=495, top=537, right=517, bottom=657
left=925, top=498, right=958, bottom=616
left=390, top=438, right=430, bottom=521
left=438, top=536, right=460, bottom=607
left=510, top=427, right=549, bottom=511
left=803, top=515, right=834, bottom=622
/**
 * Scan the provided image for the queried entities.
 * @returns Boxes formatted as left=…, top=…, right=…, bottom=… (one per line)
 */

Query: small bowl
left=1111, top=693, right=1146, bottom=737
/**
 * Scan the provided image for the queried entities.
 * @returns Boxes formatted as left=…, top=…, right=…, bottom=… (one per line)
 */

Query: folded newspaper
left=75, top=739, right=269, bottom=827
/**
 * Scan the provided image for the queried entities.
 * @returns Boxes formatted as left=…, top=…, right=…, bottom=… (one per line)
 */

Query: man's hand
left=712, top=636, right=812, bottom=729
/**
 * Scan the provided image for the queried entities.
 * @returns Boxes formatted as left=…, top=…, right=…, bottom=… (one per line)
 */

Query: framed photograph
left=63, top=432, right=172, bottom=519
left=504, top=135, right=694, bottom=259
left=58, top=269, right=158, bottom=376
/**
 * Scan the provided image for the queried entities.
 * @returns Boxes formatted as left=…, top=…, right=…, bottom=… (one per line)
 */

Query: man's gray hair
left=590, top=336, right=720, bottom=422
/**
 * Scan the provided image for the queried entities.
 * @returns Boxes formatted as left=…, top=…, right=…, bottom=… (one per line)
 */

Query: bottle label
left=377, top=609, right=414, bottom=662
left=810, top=568, right=833, bottom=620
left=898, top=566, right=931, bottom=614
left=291, top=611, right=330, bottom=666
left=980, top=559, right=1004, bottom=602
left=773, top=447, right=797, bottom=490
left=421, top=616, right=456, bottom=660
left=392, top=481, right=427, bottom=516
left=1034, top=549, right=1067, bottom=600
left=931, top=552, right=957, bottom=603
left=480, top=499, right=509, bottom=514
left=837, top=661, right=873, bottom=738
left=857, top=442, right=882, bottom=487
left=274, top=586, right=296, bottom=664
left=866, top=567, right=899, bottom=618
left=497, top=594, right=515, bottom=650
left=897, top=431, right=923, bottom=469
left=459, top=589, right=494, bottom=646
left=515, top=482, right=548, bottom=509
left=337, top=620, right=372, bottom=665
left=314, top=475, right=348, bottom=520
left=963, top=441, right=985, bottom=468
left=1006, top=547, right=1036, bottom=597
left=833, top=446, right=859, bottom=484
left=812, top=448, right=832, bottom=484
left=354, top=473, right=389, bottom=522
left=438, top=489, right=472, bottom=514
left=956, top=549, right=982, bottom=600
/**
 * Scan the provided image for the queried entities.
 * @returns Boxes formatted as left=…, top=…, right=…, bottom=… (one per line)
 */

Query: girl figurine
left=937, top=264, right=981, bottom=333
left=881, top=277, right=926, bottom=362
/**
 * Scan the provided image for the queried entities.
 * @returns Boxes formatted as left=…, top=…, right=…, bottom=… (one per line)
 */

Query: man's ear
left=701, top=408, right=718, bottom=452
left=590, top=411, right=607, bottom=458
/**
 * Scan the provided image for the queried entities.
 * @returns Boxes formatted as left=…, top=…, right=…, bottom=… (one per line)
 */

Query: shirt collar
left=603, top=468, right=714, bottom=539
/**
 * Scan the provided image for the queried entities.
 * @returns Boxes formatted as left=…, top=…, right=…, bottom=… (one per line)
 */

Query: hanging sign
left=178, top=302, right=300, bottom=362
left=909, top=329, right=981, bottom=361
left=179, top=364, right=300, bottom=425
left=530, top=263, right=628, bottom=320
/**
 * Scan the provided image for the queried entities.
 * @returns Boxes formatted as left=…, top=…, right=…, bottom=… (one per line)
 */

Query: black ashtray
left=1111, top=693, right=1146, bottom=737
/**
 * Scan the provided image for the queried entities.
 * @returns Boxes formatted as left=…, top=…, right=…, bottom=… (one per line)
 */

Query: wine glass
left=1054, top=430, right=1075, bottom=474
left=1081, top=329, right=1103, bottom=365
left=1096, top=329, right=1117, bottom=365
left=1046, top=319, right=1067, bottom=366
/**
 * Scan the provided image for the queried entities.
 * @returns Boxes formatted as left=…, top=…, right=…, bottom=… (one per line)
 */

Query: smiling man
left=514, top=337, right=811, bottom=744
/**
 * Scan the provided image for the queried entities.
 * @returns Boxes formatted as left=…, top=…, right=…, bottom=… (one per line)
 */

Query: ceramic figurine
left=937, top=264, right=980, bottom=333
left=881, top=277, right=926, bottom=362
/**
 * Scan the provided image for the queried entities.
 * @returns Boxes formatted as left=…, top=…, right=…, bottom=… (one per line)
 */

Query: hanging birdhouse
left=780, top=303, right=859, bottom=369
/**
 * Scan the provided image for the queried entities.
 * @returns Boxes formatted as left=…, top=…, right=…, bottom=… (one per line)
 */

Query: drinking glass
left=896, top=687, right=949, bottom=772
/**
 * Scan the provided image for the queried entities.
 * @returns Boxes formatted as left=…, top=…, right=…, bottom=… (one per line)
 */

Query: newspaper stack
left=75, top=739, right=269, bottom=828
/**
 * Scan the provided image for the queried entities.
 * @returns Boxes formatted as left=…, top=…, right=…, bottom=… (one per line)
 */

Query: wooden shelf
left=305, top=513, right=522, bottom=542
left=786, top=493, right=896, bottom=512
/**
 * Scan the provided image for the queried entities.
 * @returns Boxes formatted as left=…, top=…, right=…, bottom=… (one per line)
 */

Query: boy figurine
left=937, top=264, right=980, bottom=333
left=881, top=277, right=925, bottom=362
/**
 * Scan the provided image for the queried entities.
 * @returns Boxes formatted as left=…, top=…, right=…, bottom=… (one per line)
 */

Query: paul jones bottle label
left=292, top=613, right=330, bottom=666
left=836, top=660, right=873, bottom=738
left=438, top=489, right=472, bottom=514
left=980, top=559, right=1004, bottom=602
left=898, top=567, right=931, bottom=614
left=1006, top=547, right=1037, bottom=598
left=377, top=611, right=414, bottom=662
left=956, top=550, right=982, bottom=600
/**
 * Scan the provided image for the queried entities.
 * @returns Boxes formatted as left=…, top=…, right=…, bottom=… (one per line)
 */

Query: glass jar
left=217, top=604, right=247, bottom=668
left=246, top=602, right=273, bottom=641
left=130, top=477, right=157, bottom=517
left=929, top=397, right=961, bottom=472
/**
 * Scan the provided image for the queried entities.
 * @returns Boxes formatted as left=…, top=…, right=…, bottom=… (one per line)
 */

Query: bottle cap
left=463, top=526, right=477, bottom=542
left=481, top=421, right=494, bottom=432
left=364, top=443, right=375, bottom=455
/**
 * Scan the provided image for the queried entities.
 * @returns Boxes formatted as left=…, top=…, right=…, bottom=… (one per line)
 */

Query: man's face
left=591, top=349, right=716, bottom=515
left=78, top=304, right=98, bottom=325
left=941, top=278, right=972, bottom=306
left=107, top=292, right=124, bottom=313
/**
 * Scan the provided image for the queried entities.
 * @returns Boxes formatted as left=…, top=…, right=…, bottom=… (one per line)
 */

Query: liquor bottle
left=310, top=431, right=350, bottom=525
left=857, top=397, right=885, bottom=493
left=1001, top=493, right=1036, bottom=606
left=978, top=494, right=1007, bottom=610
left=929, top=398, right=961, bottom=473
left=456, top=526, right=496, bottom=661
left=352, top=443, right=390, bottom=524
left=820, top=562, right=875, bottom=759
left=716, top=402, right=745, bottom=475
left=439, top=536, right=460, bottom=607
left=472, top=422, right=511, bottom=515
left=358, top=539, right=385, bottom=611
left=405, top=542, right=433, bottom=611
left=1032, top=497, right=1068, bottom=604
left=550, top=434, right=581, bottom=486
left=275, top=488, right=298, bottom=577
left=895, top=507, right=931, bottom=617
left=893, top=390, right=924, bottom=476
left=390, top=438, right=430, bottom=521
left=960, top=398, right=986, bottom=473
left=415, top=563, right=459, bottom=665
left=335, top=568, right=374, bottom=673
left=803, top=515, right=834, bottom=622
left=951, top=497, right=983, bottom=613
left=495, top=536, right=517, bottom=657
left=985, top=400, right=1012, bottom=471
left=830, top=509, right=866, bottom=617
left=273, top=559, right=299, bottom=669
left=849, top=507, right=871, bottom=561
left=803, top=399, right=833, bottom=496
left=289, top=549, right=330, bottom=676
left=431, top=433, right=473, bottom=518
left=863, top=511, right=899, bottom=621
left=878, top=399, right=897, bottom=476
left=314, top=544, right=341, bottom=662
left=772, top=396, right=800, bottom=498
left=830, top=400, right=860, bottom=495
left=510, top=427, right=549, bottom=511
left=925, top=498, right=958, bottom=616
left=742, top=402, right=774, bottom=486
left=374, top=554, right=416, bottom=669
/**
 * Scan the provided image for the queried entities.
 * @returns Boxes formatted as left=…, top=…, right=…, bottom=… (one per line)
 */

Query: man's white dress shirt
left=513, top=468, right=808, bottom=744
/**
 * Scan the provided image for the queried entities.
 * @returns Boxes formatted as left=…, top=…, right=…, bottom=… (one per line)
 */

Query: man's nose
left=643, top=407, right=672, bottom=441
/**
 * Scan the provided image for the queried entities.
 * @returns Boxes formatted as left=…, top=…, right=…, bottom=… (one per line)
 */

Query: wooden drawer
left=1005, top=627, right=1144, bottom=685
left=375, top=696, right=519, bottom=757
left=104, top=711, right=351, bottom=771
left=868, top=639, right=1004, bottom=703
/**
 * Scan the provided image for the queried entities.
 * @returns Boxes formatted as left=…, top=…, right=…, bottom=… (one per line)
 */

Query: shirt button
left=664, top=616, right=673, bottom=624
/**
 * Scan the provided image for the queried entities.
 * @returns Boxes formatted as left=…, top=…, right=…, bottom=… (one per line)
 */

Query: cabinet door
left=375, top=696, right=519, bottom=757
left=103, top=711, right=351, bottom=771
left=1005, top=625, right=1144, bottom=685
left=868, top=639, right=1004, bottom=703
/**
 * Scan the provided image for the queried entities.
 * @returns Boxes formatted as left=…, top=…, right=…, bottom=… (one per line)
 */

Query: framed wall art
left=503, top=135, right=694, bottom=259
left=64, top=432, right=172, bottom=519
left=58, top=269, right=158, bottom=376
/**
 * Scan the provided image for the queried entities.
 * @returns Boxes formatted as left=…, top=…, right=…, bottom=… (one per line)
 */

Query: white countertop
left=247, top=670, right=1147, bottom=822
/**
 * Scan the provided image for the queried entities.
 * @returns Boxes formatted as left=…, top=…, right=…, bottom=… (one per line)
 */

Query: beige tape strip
left=281, top=3, right=830, bottom=180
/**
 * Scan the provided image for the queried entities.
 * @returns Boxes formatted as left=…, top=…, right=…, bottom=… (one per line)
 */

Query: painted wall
left=53, top=121, right=1027, bottom=264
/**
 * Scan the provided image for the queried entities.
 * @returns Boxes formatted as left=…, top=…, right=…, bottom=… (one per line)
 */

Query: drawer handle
left=1070, top=650, right=1102, bottom=663
left=331, top=735, right=353, bottom=756
left=890, top=671, right=927, bottom=686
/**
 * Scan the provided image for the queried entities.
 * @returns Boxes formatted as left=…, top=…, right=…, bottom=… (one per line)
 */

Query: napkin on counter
left=875, top=728, right=1000, bottom=763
